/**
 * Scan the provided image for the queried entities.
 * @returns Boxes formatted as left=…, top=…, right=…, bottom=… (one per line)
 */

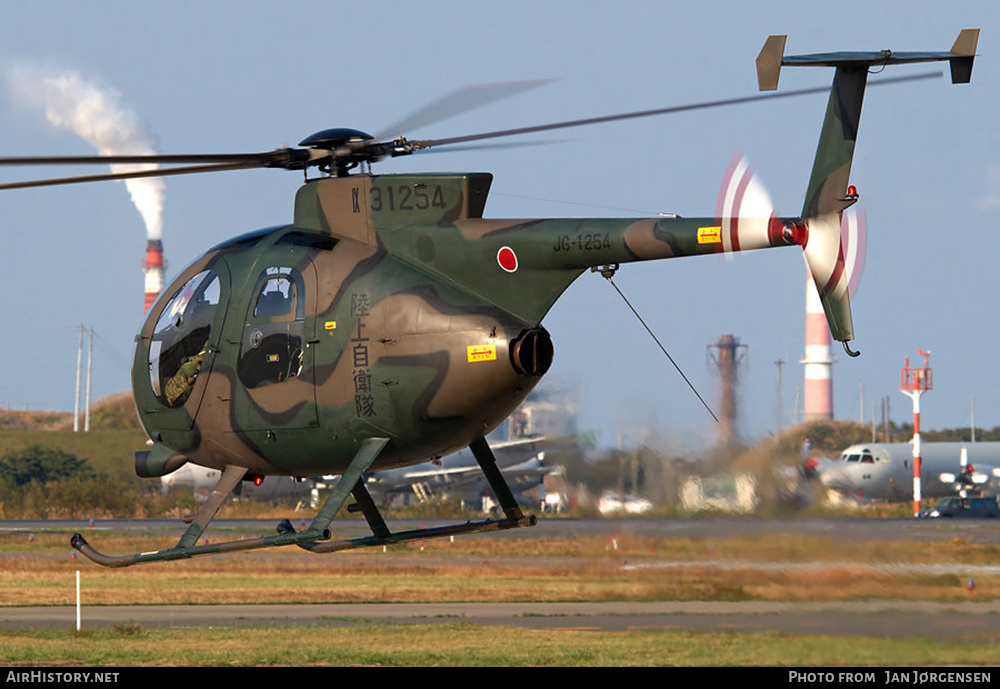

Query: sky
left=0, top=1, right=996, bottom=454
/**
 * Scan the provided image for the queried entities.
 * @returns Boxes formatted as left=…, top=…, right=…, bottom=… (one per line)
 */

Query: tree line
left=0, top=445, right=194, bottom=519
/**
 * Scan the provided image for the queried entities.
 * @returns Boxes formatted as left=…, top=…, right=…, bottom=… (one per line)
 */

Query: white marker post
left=900, top=351, right=932, bottom=517
left=75, top=570, right=81, bottom=631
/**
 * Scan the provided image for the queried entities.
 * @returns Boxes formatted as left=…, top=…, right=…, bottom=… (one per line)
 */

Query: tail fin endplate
left=756, top=30, right=978, bottom=351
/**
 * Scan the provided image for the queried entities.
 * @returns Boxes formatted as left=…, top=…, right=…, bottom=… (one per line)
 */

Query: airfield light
left=900, top=350, right=932, bottom=517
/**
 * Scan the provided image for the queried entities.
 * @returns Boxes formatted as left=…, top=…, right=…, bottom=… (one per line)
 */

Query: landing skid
left=283, top=435, right=536, bottom=553
left=70, top=436, right=536, bottom=567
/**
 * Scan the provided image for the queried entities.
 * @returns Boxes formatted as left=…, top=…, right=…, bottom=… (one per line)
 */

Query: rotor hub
left=298, top=128, right=374, bottom=150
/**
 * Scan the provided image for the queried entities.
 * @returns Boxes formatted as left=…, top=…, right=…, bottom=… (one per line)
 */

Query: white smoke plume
left=5, top=63, right=165, bottom=240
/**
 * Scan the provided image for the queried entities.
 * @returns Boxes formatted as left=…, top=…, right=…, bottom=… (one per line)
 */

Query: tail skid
left=757, top=30, right=979, bottom=351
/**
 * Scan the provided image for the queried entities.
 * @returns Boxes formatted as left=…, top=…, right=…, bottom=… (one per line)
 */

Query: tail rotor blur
left=715, top=154, right=776, bottom=258
left=841, top=205, right=866, bottom=298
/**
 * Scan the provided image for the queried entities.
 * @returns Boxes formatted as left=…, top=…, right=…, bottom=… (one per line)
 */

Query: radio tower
left=143, top=239, right=166, bottom=312
left=708, top=334, right=747, bottom=447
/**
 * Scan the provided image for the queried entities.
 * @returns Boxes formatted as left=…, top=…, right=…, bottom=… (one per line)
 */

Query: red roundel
left=497, top=246, right=518, bottom=273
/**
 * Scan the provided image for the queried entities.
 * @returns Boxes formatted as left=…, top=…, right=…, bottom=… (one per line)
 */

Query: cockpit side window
left=148, top=270, right=220, bottom=407
left=238, top=266, right=306, bottom=389
left=253, top=276, right=298, bottom=320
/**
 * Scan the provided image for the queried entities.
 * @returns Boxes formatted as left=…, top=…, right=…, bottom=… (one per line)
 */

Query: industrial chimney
left=143, top=239, right=165, bottom=312
left=801, top=271, right=833, bottom=420
left=708, top=334, right=747, bottom=447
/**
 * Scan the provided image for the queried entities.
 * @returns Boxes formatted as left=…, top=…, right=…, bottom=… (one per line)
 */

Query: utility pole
left=74, top=325, right=82, bottom=433
left=971, top=396, right=976, bottom=442
left=73, top=325, right=94, bottom=433
left=84, top=327, right=93, bottom=432
left=774, top=358, right=784, bottom=434
left=871, top=402, right=877, bottom=442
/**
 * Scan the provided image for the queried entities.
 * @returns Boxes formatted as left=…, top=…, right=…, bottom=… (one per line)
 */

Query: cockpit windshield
left=839, top=449, right=876, bottom=463
left=148, top=270, right=221, bottom=406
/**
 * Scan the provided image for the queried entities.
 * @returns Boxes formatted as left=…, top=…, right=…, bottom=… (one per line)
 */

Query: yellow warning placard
left=324, top=321, right=337, bottom=330
left=697, top=226, right=722, bottom=244
left=467, top=344, right=497, bottom=363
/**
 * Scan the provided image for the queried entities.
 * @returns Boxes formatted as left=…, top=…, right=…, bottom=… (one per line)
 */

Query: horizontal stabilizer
left=757, top=29, right=979, bottom=91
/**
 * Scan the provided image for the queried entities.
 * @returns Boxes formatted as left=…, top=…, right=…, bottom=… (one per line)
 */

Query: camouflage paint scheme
left=132, top=170, right=815, bottom=480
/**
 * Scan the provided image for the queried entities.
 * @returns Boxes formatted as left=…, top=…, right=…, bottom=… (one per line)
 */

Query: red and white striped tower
left=801, top=270, right=834, bottom=420
left=900, top=350, right=932, bottom=517
left=143, top=239, right=165, bottom=312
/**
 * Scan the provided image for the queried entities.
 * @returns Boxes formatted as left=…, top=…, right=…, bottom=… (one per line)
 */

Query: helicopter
left=0, top=31, right=978, bottom=566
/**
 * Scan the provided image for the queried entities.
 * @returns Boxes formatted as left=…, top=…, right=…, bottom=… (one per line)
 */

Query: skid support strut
left=469, top=435, right=529, bottom=522
left=286, top=435, right=536, bottom=554
left=70, top=437, right=389, bottom=567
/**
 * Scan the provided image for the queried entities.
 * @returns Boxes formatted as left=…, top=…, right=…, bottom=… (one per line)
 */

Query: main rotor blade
left=0, top=71, right=941, bottom=190
left=0, top=151, right=293, bottom=167
left=414, top=71, right=942, bottom=149
left=375, top=79, right=555, bottom=140
left=0, top=161, right=265, bottom=191
left=0, top=153, right=261, bottom=165
left=414, top=139, right=565, bottom=155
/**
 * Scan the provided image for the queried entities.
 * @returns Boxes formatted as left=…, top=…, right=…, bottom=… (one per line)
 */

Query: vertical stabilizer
left=802, top=67, right=867, bottom=219
left=758, top=31, right=979, bottom=354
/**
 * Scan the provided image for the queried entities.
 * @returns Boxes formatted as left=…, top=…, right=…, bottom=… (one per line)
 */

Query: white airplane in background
left=162, top=436, right=555, bottom=509
left=820, top=442, right=1000, bottom=502
left=362, top=437, right=557, bottom=508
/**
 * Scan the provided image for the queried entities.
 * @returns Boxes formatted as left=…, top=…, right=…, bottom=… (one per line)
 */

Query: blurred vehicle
left=598, top=492, right=653, bottom=516
left=918, top=496, right=1000, bottom=519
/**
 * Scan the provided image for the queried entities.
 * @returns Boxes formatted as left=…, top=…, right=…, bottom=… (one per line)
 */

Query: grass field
left=1, top=623, right=996, bottom=667
left=5, top=527, right=1000, bottom=604
left=1, top=521, right=999, bottom=666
